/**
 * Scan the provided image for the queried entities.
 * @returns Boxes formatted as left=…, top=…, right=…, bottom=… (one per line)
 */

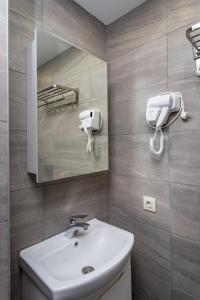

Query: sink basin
left=20, top=218, right=134, bottom=300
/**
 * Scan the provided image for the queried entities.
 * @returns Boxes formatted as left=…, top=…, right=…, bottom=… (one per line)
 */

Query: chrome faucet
left=66, top=215, right=90, bottom=238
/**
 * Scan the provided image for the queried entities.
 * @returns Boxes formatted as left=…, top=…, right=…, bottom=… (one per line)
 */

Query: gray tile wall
left=108, top=0, right=200, bottom=299
left=0, top=0, right=9, bottom=299
left=9, top=1, right=108, bottom=299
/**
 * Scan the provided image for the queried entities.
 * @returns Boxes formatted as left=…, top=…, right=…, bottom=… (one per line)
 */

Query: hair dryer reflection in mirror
left=79, top=108, right=103, bottom=153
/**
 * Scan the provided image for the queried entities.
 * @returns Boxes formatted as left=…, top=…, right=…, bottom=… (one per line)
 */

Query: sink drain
left=81, top=266, right=95, bottom=275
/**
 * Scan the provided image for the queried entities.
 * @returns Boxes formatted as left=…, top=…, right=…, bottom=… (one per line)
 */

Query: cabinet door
left=100, top=263, right=132, bottom=300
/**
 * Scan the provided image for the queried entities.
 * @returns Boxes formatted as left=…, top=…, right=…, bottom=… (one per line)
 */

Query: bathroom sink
left=20, top=218, right=134, bottom=300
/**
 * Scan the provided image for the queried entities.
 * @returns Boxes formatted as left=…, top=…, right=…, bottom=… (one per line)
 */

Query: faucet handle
left=69, top=215, right=88, bottom=219
left=69, top=215, right=88, bottom=225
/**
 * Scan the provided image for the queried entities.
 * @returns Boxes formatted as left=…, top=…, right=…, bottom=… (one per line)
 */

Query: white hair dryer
left=146, top=92, right=189, bottom=155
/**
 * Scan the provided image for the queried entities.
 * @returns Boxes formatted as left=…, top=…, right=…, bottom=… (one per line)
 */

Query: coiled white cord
left=150, top=128, right=164, bottom=155
left=147, top=92, right=189, bottom=155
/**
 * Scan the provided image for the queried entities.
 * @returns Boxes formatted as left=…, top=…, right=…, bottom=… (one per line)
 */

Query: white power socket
left=143, top=196, right=156, bottom=213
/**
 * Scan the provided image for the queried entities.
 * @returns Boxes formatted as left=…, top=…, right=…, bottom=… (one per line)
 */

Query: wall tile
left=11, top=219, right=43, bottom=255
left=9, top=11, right=35, bottom=73
left=109, top=83, right=167, bottom=136
left=110, top=175, right=170, bottom=231
left=168, top=25, right=196, bottom=82
left=136, top=228, right=171, bottom=281
left=10, top=187, right=43, bottom=230
left=110, top=134, right=169, bottom=181
left=9, top=0, right=42, bottom=23
left=172, top=285, right=199, bottom=300
left=10, top=131, right=39, bottom=191
left=133, top=259, right=171, bottom=300
left=11, top=246, right=26, bottom=300
left=0, top=222, right=9, bottom=300
left=110, top=213, right=170, bottom=281
left=133, top=283, right=155, bottom=300
left=43, top=175, right=108, bottom=238
left=10, top=187, right=43, bottom=299
left=109, top=36, right=167, bottom=91
left=171, top=235, right=200, bottom=299
left=170, top=183, right=200, bottom=243
left=167, top=0, right=200, bottom=33
left=108, top=0, right=167, bottom=58
left=10, top=248, right=20, bottom=282
left=0, top=122, right=8, bottom=222
left=168, top=77, right=200, bottom=132
left=44, top=175, right=108, bottom=218
left=169, top=131, right=200, bottom=186
left=43, top=213, right=69, bottom=239
left=9, top=70, right=27, bottom=131
left=43, top=0, right=106, bottom=60
left=10, top=187, right=43, bottom=252
left=11, top=271, right=21, bottom=300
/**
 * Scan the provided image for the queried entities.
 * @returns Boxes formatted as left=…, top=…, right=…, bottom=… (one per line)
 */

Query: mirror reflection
left=36, top=30, right=108, bottom=182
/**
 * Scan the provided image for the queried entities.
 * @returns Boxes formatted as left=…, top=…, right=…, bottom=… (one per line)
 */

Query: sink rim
left=20, top=218, right=134, bottom=300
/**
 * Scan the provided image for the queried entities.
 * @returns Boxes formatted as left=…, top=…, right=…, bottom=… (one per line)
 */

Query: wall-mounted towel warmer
left=186, top=22, right=200, bottom=76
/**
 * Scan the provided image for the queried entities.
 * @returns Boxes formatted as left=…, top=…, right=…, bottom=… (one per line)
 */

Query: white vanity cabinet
left=100, top=259, right=132, bottom=300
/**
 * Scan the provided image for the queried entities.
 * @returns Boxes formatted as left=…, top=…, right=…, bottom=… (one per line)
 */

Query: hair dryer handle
left=156, top=107, right=170, bottom=128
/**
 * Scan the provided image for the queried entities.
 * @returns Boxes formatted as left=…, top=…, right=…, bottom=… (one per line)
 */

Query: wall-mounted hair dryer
left=79, top=108, right=103, bottom=153
left=146, top=92, right=189, bottom=155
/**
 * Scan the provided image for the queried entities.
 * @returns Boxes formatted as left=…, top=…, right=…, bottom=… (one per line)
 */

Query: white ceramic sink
left=20, top=218, right=134, bottom=300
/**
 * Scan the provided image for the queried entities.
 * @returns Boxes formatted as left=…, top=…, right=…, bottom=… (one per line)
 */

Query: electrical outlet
left=143, top=196, right=156, bottom=213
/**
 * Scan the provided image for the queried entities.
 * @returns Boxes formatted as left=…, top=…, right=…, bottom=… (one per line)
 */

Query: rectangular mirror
left=27, top=29, right=109, bottom=182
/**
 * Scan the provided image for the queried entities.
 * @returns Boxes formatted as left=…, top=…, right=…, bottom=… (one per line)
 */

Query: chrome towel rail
left=186, top=23, right=200, bottom=59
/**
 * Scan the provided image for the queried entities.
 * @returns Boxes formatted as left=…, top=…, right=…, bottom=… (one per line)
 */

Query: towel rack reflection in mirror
left=37, top=84, right=79, bottom=111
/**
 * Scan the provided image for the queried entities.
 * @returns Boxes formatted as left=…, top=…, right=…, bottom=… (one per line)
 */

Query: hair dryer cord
left=150, top=128, right=164, bottom=155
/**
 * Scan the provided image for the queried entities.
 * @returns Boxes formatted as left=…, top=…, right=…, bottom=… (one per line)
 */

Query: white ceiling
left=74, top=0, right=147, bottom=25
left=37, top=31, right=71, bottom=67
